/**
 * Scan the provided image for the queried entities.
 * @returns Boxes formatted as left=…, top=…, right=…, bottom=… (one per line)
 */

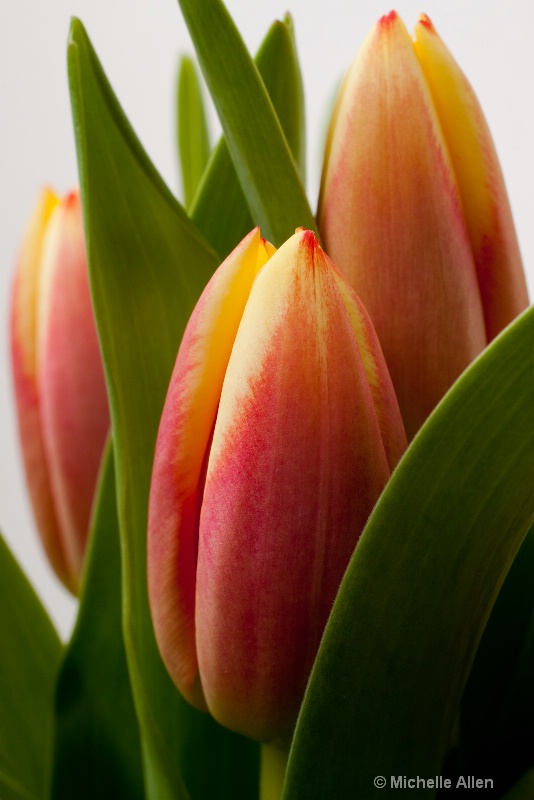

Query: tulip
left=148, top=227, right=407, bottom=742
left=11, top=189, right=109, bottom=594
left=318, top=12, right=529, bottom=439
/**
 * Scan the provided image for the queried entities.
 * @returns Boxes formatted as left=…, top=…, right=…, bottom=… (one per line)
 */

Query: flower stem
left=260, top=743, right=289, bottom=800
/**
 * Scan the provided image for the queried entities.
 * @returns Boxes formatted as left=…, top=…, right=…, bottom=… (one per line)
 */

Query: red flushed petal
left=318, top=13, right=487, bottom=438
left=38, top=190, right=109, bottom=592
left=10, top=189, right=76, bottom=591
left=148, top=228, right=273, bottom=708
left=414, top=16, right=529, bottom=340
left=196, top=230, right=391, bottom=742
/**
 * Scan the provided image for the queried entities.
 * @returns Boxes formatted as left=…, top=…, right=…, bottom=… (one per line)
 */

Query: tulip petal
left=332, top=269, right=407, bottom=471
left=318, top=12, right=487, bottom=438
left=196, top=230, right=392, bottom=742
left=414, top=15, right=529, bottom=341
left=148, top=228, right=273, bottom=707
left=38, top=191, right=109, bottom=591
left=10, top=189, right=75, bottom=590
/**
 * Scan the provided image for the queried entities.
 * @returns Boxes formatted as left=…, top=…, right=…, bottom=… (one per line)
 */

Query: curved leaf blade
left=68, top=18, right=259, bottom=800
left=285, top=307, right=534, bottom=798
left=0, top=533, right=62, bottom=800
left=191, top=15, right=306, bottom=259
left=176, top=0, right=315, bottom=245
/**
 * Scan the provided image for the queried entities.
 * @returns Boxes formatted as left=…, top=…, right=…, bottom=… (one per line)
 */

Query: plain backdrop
left=2, top=0, right=534, bottom=638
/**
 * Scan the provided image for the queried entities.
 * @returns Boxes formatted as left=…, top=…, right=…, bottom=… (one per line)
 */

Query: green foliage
left=176, top=0, right=315, bottom=245
left=50, top=445, right=144, bottom=799
left=191, top=15, right=306, bottom=260
left=285, top=307, right=534, bottom=798
left=177, top=56, right=211, bottom=209
left=0, top=534, right=62, bottom=799
left=68, top=18, right=259, bottom=800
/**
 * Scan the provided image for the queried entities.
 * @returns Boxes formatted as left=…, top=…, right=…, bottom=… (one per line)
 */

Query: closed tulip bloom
left=148, top=227, right=407, bottom=743
left=318, top=12, right=528, bottom=439
left=11, top=189, right=109, bottom=593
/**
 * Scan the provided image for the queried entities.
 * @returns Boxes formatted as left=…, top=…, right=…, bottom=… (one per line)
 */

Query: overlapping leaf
left=50, top=445, right=144, bottom=799
left=0, top=533, right=62, bottom=800
left=68, top=19, right=258, bottom=800
left=191, top=15, right=306, bottom=259
left=177, top=56, right=211, bottom=209
left=285, top=307, right=534, bottom=798
left=176, top=0, right=315, bottom=245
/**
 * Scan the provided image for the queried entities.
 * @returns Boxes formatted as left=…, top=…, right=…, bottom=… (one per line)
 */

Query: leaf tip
left=68, top=16, right=86, bottom=48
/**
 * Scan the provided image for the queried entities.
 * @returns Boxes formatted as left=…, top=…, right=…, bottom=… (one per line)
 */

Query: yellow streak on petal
left=37, top=190, right=108, bottom=592
left=13, top=188, right=59, bottom=377
left=37, top=192, right=84, bottom=376
left=412, top=17, right=492, bottom=242
left=413, top=15, right=528, bottom=338
left=207, top=232, right=303, bottom=470
left=176, top=228, right=274, bottom=495
left=332, top=269, right=407, bottom=470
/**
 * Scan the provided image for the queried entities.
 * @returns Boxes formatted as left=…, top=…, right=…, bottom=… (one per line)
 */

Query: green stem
left=260, top=743, right=290, bottom=800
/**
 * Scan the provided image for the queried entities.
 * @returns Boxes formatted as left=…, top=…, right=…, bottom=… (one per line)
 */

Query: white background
left=2, top=0, right=534, bottom=638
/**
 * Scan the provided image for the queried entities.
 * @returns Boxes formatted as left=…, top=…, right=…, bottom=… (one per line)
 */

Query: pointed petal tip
left=293, top=227, right=319, bottom=245
left=379, top=10, right=399, bottom=28
left=63, top=188, right=80, bottom=210
left=292, top=228, right=325, bottom=267
left=418, top=13, right=435, bottom=31
left=373, top=10, right=412, bottom=48
left=300, top=228, right=318, bottom=245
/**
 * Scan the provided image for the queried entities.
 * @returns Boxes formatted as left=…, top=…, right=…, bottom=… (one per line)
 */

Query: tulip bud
left=148, top=227, right=407, bottom=742
left=11, top=189, right=109, bottom=594
left=318, top=12, right=528, bottom=439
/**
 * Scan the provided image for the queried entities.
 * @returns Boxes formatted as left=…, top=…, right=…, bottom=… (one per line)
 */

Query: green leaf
left=177, top=56, right=211, bottom=210
left=68, top=18, right=259, bottom=800
left=176, top=0, right=315, bottom=245
left=50, top=444, right=144, bottom=799
left=0, top=533, right=62, bottom=800
left=284, top=306, right=534, bottom=798
left=258, top=14, right=306, bottom=184
left=191, top=15, right=306, bottom=259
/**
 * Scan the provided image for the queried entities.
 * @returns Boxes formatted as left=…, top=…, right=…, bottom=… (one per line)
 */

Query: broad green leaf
left=177, top=56, right=211, bottom=209
left=50, top=444, right=144, bottom=799
left=68, top=19, right=259, bottom=800
left=191, top=15, right=306, bottom=259
left=0, top=533, right=62, bottom=800
left=284, top=306, right=534, bottom=799
left=176, top=0, right=315, bottom=245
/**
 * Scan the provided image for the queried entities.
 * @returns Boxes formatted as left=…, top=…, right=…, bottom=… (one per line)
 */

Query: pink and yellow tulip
left=148, top=227, right=407, bottom=743
left=11, top=189, right=109, bottom=594
left=318, top=12, right=528, bottom=439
